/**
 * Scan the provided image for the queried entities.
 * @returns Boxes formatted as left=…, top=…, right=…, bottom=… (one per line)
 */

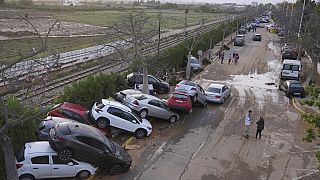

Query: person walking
left=220, top=51, right=224, bottom=64
left=244, top=110, right=253, bottom=139
left=256, top=117, right=264, bottom=140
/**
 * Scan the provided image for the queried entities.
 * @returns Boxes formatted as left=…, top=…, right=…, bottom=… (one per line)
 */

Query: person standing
left=256, top=117, right=264, bottom=140
left=244, top=110, right=253, bottom=139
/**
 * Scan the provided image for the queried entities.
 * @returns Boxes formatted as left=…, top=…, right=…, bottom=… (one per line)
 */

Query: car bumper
left=206, top=97, right=222, bottom=103
left=280, top=75, right=299, bottom=80
left=169, top=104, right=192, bottom=111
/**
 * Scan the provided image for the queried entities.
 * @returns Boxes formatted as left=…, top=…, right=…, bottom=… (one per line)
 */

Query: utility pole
left=297, top=0, right=306, bottom=61
left=157, top=1, right=161, bottom=61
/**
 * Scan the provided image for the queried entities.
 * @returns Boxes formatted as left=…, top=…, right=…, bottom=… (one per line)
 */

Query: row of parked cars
left=16, top=73, right=232, bottom=179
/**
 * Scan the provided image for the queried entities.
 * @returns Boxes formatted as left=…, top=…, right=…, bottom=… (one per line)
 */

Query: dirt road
left=93, top=28, right=320, bottom=180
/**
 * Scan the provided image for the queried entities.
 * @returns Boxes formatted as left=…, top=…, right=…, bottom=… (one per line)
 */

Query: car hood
left=140, top=118, right=152, bottom=128
left=112, top=140, right=132, bottom=162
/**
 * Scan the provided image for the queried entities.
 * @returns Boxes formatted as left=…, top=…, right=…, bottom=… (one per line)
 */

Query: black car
left=48, top=122, right=132, bottom=175
left=279, top=80, right=305, bottom=98
left=126, top=73, right=170, bottom=94
left=252, top=34, right=262, bottom=41
left=234, top=37, right=245, bottom=46
left=282, top=49, right=298, bottom=60
left=37, top=117, right=76, bottom=140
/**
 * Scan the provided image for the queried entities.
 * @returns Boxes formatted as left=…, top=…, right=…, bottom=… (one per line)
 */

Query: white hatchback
left=91, top=99, right=152, bottom=139
left=16, top=141, right=97, bottom=180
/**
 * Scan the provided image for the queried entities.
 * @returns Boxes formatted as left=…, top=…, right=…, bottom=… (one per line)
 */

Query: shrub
left=59, top=73, right=128, bottom=108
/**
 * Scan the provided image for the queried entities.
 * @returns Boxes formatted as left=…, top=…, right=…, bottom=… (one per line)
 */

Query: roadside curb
left=292, top=98, right=307, bottom=114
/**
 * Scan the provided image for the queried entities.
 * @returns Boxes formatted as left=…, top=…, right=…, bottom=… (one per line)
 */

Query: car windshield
left=207, top=87, right=221, bottom=93
left=131, top=111, right=142, bottom=122
left=96, top=100, right=105, bottom=109
left=235, top=38, right=243, bottom=42
left=290, top=83, right=303, bottom=88
left=15, top=146, right=25, bottom=162
left=173, top=93, right=189, bottom=99
left=255, top=35, right=261, bottom=37
left=190, top=58, right=198, bottom=64
left=132, top=94, right=147, bottom=100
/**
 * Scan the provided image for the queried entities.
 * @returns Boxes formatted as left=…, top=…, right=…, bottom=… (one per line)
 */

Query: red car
left=167, top=91, right=192, bottom=113
left=47, top=102, right=111, bottom=137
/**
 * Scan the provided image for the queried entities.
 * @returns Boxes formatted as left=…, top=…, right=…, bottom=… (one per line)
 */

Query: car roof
left=208, top=83, right=225, bottom=89
left=254, top=34, right=261, bottom=36
left=26, top=141, right=56, bottom=154
left=101, top=99, right=132, bottom=112
left=44, top=116, right=77, bottom=123
left=68, top=122, right=106, bottom=142
left=132, top=94, right=161, bottom=101
left=57, top=102, right=88, bottom=116
left=283, top=59, right=301, bottom=65
left=237, top=35, right=244, bottom=37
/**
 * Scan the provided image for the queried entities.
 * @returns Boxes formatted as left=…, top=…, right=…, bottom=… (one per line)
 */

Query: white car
left=123, top=94, right=179, bottom=123
left=16, top=141, right=96, bottom=180
left=91, top=99, right=152, bottom=138
left=205, top=83, right=231, bottom=104
left=174, top=80, right=207, bottom=107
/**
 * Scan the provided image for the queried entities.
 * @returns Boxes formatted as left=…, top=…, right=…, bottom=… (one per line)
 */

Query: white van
left=280, top=59, right=301, bottom=80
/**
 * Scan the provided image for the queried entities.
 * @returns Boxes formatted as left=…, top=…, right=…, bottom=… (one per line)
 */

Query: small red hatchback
left=167, top=91, right=192, bottom=113
left=47, top=102, right=111, bottom=137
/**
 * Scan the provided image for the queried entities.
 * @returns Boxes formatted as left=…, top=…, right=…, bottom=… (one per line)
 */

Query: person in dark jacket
left=256, top=117, right=264, bottom=139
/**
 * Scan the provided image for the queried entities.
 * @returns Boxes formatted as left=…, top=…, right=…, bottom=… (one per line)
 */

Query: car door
left=122, top=111, right=141, bottom=132
left=30, top=155, right=52, bottom=178
left=196, top=85, right=207, bottom=104
left=107, top=107, right=130, bottom=132
left=51, top=155, right=76, bottom=178
left=148, top=76, right=159, bottom=91
left=76, top=136, right=110, bottom=167
left=147, top=100, right=169, bottom=119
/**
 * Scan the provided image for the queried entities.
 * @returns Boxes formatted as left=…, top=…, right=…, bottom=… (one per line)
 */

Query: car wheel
left=168, top=115, right=177, bottom=124
left=58, top=148, right=72, bottom=162
left=110, top=164, right=123, bottom=175
left=19, top=174, right=35, bottom=180
left=202, top=100, right=208, bottom=107
left=139, top=109, right=148, bottom=118
left=192, top=94, right=198, bottom=103
left=97, top=118, right=109, bottom=128
left=77, top=170, right=91, bottom=179
left=135, top=129, right=147, bottom=139
left=221, top=98, right=225, bottom=104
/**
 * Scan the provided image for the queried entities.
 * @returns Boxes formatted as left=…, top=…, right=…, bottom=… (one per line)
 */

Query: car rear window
left=179, top=80, right=196, bottom=87
left=290, top=83, right=303, bottom=88
left=57, top=123, right=72, bottom=135
left=15, top=146, right=25, bottom=162
left=207, top=87, right=221, bottom=93
left=96, top=100, right=105, bottom=109
left=132, top=94, right=147, bottom=100
left=173, top=93, right=188, bottom=99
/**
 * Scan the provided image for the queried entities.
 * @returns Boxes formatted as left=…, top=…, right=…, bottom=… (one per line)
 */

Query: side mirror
left=67, top=162, right=74, bottom=166
left=132, top=120, right=137, bottom=124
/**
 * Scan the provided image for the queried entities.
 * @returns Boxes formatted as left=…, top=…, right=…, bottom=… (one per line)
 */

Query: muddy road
left=93, top=28, right=320, bottom=180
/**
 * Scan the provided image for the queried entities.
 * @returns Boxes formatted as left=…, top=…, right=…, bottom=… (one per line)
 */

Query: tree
left=109, top=10, right=157, bottom=94
left=0, top=16, right=60, bottom=179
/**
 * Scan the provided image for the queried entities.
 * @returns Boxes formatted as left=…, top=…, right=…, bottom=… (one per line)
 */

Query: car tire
left=110, top=164, right=123, bottom=175
left=58, top=148, right=73, bottom=162
left=77, top=170, right=91, bottom=179
left=19, top=174, right=35, bottom=180
left=135, top=129, right=147, bottom=139
left=168, top=115, right=177, bottom=124
left=192, top=94, right=198, bottom=103
left=139, top=109, right=148, bottom=118
left=202, top=100, right=208, bottom=107
left=221, top=98, right=225, bottom=104
left=97, top=118, right=109, bottom=129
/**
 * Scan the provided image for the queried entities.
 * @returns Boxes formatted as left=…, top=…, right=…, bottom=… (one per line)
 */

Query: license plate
left=294, top=93, right=300, bottom=95
left=176, top=100, right=183, bottom=103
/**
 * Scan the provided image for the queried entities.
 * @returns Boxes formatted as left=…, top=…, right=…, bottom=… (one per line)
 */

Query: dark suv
left=279, top=80, right=305, bottom=98
left=48, top=122, right=132, bottom=175
left=127, top=73, right=170, bottom=94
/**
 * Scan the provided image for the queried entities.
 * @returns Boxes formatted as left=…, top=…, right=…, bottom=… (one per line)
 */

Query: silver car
left=123, top=94, right=179, bottom=123
left=190, top=56, right=203, bottom=72
left=174, top=80, right=207, bottom=107
left=205, top=83, right=231, bottom=104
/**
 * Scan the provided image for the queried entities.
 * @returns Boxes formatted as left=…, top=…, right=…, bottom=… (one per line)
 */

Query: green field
left=59, top=9, right=223, bottom=29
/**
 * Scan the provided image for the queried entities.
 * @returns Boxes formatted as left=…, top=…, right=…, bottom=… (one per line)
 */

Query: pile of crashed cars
left=16, top=72, right=231, bottom=180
